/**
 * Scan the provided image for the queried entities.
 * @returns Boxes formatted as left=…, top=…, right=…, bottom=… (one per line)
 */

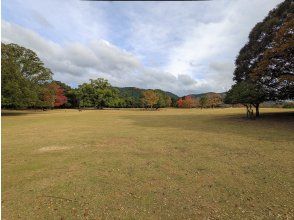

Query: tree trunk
left=245, top=105, right=249, bottom=118
left=255, top=103, right=260, bottom=117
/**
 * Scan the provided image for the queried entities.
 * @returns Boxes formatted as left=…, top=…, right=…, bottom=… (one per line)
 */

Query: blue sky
left=1, top=0, right=283, bottom=96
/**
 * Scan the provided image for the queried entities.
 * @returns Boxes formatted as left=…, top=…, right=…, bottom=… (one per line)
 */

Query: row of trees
left=77, top=79, right=173, bottom=109
left=177, top=94, right=223, bottom=108
left=225, top=0, right=293, bottom=118
left=1, top=43, right=175, bottom=110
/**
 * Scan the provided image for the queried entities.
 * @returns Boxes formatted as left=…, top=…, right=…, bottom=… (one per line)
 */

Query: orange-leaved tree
left=142, top=90, right=159, bottom=109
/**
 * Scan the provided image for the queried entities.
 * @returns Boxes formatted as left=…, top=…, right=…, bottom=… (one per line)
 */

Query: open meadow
left=2, top=108, right=294, bottom=219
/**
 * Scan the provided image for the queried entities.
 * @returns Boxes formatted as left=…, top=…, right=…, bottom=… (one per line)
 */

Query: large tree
left=78, top=78, right=118, bottom=109
left=1, top=43, right=53, bottom=108
left=228, top=0, right=294, bottom=116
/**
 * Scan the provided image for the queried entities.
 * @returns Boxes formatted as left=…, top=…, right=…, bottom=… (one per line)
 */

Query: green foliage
left=228, top=0, right=294, bottom=117
left=78, top=78, right=119, bottom=109
left=116, top=87, right=144, bottom=108
left=154, top=90, right=172, bottom=108
left=225, top=81, right=265, bottom=106
left=1, top=43, right=53, bottom=108
left=116, top=87, right=178, bottom=108
left=233, top=0, right=294, bottom=101
left=199, top=96, right=208, bottom=108
left=65, top=89, right=80, bottom=108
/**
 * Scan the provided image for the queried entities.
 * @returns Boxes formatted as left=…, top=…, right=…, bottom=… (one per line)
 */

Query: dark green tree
left=199, top=96, right=208, bottom=109
left=154, top=90, right=172, bottom=108
left=225, top=81, right=266, bottom=118
left=1, top=43, right=53, bottom=108
left=78, top=78, right=118, bottom=109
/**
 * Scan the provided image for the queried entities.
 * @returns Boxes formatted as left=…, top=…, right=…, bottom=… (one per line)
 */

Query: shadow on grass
left=257, top=111, right=294, bottom=121
left=1, top=110, right=43, bottom=117
left=122, top=111, right=294, bottom=141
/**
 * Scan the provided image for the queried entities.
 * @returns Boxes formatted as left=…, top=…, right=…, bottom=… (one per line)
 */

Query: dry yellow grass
left=2, top=108, right=294, bottom=219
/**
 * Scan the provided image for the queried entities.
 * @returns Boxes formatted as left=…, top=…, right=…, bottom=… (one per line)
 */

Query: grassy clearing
left=2, top=108, right=294, bottom=219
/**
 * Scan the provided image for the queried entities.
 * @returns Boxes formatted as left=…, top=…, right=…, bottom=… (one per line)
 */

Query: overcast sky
left=2, top=0, right=283, bottom=96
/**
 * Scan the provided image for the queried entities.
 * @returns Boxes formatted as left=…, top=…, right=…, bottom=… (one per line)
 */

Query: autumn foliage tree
left=206, top=93, right=223, bottom=108
left=142, top=90, right=159, bottom=109
left=42, top=83, right=68, bottom=108
left=177, top=96, right=198, bottom=108
left=228, top=0, right=294, bottom=117
left=52, top=84, right=68, bottom=107
left=251, top=12, right=294, bottom=100
left=177, top=98, right=184, bottom=108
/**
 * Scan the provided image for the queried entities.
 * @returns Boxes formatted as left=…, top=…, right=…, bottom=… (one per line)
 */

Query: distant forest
left=1, top=42, right=226, bottom=110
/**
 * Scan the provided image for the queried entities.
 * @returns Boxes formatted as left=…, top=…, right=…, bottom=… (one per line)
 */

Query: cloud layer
left=1, top=0, right=283, bottom=96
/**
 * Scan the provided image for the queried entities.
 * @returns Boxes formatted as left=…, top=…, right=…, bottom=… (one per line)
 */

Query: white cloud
left=2, top=20, right=201, bottom=96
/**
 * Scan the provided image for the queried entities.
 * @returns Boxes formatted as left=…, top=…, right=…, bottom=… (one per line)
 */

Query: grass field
left=2, top=108, right=294, bottom=219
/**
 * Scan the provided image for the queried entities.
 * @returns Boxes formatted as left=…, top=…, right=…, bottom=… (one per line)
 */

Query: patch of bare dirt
left=38, top=146, right=73, bottom=153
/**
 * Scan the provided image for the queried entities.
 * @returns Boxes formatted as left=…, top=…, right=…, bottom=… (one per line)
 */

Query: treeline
left=177, top=93, right=224, bottom=108
left=3, top=42, right=226, bottom=110
left=1, top=43, right=179, bottom=109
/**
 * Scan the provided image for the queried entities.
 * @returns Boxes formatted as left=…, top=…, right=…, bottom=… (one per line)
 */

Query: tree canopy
left=1, top=43, right=53, bottom=108
left=141, top=90, right=160, bottom=109
left=227, top=0, right=294, bottom=117
left=78, top=78, right=119, bottom=109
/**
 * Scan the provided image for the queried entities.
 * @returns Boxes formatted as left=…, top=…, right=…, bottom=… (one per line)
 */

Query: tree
left=51, top=83, right=68, bottom=107
left=78, top=78, right=118, bottom=109
left=155, top=91, right=172, bottom=108
left=177, top=96, right=198, bottom=108
left=1, top=43, right=53, bottom=108
left=177, top=98, right=184, bottom=108
left=142, top=90, right=159, bottom=109
left=199, top=96, right=208, bottom=109
left=229, top=0, right=294, bottom=116
left=65, top=89, right=80, bottom=108
left=41, top=84, right=56, bottom=108
left=206, top=93, right=223, bottom=108
left=250, top=13, right=294, bottom=100
left=225, top=81, right=266, bottom=118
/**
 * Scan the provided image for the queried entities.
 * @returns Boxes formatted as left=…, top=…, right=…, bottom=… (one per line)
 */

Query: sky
left=1, top=0, right=283, bottom=96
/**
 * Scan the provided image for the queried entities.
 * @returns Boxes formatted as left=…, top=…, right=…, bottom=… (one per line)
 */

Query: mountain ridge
left=116, top=87, right=227, bottom=100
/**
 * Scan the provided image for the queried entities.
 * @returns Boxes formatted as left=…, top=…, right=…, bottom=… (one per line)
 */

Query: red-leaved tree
left=177, top=96, right=198, bottom=108
left=45, top=83, right=67, bottom=108
left=177, top=98, right=183, bottom=108
left=53, top=84, right=67, bottom=107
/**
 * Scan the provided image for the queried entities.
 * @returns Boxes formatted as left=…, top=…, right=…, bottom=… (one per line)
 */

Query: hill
left=116, top=87, right=179, bottom=99
left=187, top=92, right=226, bottom=99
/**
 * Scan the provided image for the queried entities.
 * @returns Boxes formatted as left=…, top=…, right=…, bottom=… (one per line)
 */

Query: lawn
left=2, top=108, right=294, bottom=219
